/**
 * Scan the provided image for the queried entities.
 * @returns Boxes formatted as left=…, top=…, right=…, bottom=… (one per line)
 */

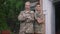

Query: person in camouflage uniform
left=18, top=1, right=34, bottom=34
left=34, top=3, right=44, bottom=34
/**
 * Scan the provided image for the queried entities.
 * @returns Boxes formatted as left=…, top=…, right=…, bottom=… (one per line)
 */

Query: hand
left=37, top=18, right=42, bottom=24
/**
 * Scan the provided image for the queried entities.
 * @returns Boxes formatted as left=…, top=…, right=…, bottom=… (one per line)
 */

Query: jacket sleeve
left=30, top=11, right=35, bottom=21
left=18, top=11, right=26, bottom=21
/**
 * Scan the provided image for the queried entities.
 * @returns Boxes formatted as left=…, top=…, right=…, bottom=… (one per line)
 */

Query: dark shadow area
left=54, top=1, right=60, bottom=34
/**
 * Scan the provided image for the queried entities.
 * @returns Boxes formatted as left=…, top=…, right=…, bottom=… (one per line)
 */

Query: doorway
left=54, top=1, right=60, bottom=34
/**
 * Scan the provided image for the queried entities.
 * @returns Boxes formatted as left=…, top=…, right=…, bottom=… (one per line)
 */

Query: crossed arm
left=18, top=11, right=35, bottom=21
left=18, top=11, right=26, bottom=21
left=36, top=14, right=45, bottom=24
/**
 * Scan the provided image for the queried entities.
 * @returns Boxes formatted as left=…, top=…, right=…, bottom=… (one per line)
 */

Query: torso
left=35, top=11, right=42, bottom=33
left=19, top=10, right=34, bottom=33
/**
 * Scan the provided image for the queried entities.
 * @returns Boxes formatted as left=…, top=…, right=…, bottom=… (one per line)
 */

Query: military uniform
left=18, top=10, right=34, bottom=34
left=35, top=11, right=43, bottom=33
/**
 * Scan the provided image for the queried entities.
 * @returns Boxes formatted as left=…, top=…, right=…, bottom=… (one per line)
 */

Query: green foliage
left=0, top=0, right=25, bottom=31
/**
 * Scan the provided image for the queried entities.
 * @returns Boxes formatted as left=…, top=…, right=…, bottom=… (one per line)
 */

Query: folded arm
left=36, top=14, right=45, bottom=24
left=18, top=11, right=26, bottom=21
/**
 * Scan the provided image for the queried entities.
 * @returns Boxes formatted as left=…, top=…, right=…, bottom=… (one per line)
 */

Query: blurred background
left=0, top=0, right=39, bottom=34
left=0, top=0, right=25, bottom=34
left=1, top=0, right=60, bottom=34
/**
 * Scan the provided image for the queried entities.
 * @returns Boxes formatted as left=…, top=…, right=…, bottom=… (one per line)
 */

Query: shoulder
left=18, top=11, right=25, bottom=15
left=20, top=11, right=25, bottom=13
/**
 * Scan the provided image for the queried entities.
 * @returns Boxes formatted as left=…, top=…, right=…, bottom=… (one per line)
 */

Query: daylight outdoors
left=0, top=0, right=43, bottom=34
left=0, top=0, right=26, bottom=34
left=0, top=0, right=38, bottom=34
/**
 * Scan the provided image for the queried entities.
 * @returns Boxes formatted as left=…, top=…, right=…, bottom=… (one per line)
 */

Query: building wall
left=43, top=0, right=55, bottom=34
